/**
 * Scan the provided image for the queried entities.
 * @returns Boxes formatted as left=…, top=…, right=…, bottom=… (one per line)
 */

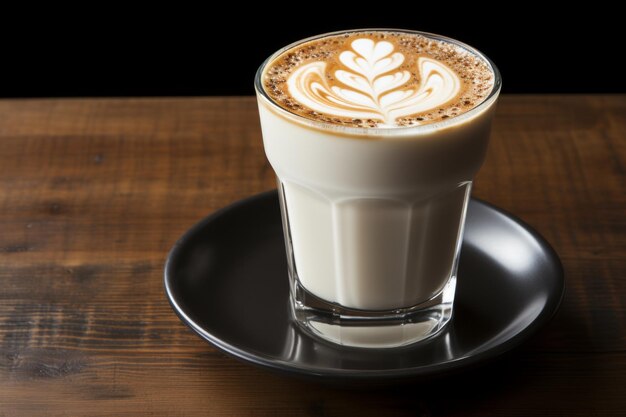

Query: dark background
left=2, top=7, right=621, bottom=97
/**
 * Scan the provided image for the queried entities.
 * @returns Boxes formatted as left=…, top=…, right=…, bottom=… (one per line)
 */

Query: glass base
left=289, top=275, right=455, bottom=349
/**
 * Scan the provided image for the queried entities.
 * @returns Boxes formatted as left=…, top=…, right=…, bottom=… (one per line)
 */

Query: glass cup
left=255, top=29, right=501, bottom=348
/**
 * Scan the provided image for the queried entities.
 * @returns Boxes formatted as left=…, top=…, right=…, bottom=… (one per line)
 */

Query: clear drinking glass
left=255, top=29, right=501, bottom=348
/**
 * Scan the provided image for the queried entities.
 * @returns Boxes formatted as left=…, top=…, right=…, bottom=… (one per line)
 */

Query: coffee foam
left=262, top=31, right=494, bottom=128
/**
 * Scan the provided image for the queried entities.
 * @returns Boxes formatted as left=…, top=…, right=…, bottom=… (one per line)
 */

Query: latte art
left=287, top=39, right=461, bottom=126
left=262, top=31, right=494, bottom=128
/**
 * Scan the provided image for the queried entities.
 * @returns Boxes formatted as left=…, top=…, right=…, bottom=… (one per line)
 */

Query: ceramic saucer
left=164, top=190, right=564, bottom=383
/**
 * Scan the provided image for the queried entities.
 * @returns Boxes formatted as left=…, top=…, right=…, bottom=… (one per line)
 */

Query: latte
left=256, top=29, right=500, bottom=347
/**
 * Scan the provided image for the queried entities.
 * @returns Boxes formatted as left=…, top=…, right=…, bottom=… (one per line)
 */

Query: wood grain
left=0, top=96, right=624, bottom=416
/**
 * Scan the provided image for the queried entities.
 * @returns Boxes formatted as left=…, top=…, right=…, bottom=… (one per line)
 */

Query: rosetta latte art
left=287, top=39, right=461, bottom=126
left=262, top=31, right=494, bottom=128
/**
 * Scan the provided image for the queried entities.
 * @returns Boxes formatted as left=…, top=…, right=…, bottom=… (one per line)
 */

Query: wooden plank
left=0, top=96, right=624, bottom=416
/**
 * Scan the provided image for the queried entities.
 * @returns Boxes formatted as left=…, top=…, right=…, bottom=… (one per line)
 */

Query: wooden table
left=0, top=96, right=624, bottom=416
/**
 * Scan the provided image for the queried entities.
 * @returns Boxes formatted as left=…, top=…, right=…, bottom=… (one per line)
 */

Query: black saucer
left=164, top=190, right=564, bottom=383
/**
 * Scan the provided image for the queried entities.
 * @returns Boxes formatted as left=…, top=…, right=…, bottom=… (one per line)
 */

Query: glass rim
left=254, top=28, right=502, bottom=137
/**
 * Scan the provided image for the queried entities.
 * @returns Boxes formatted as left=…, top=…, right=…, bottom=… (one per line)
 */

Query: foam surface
left=262, top=31, right=494, bottom=128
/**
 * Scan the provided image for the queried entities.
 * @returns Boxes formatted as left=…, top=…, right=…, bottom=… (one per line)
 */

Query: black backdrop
left=2, top=6, right=621, bottom=97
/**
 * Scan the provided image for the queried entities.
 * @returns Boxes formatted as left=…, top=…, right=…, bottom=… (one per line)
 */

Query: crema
left=262, top=30, right=494, bottom=128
